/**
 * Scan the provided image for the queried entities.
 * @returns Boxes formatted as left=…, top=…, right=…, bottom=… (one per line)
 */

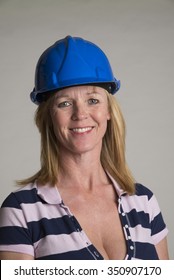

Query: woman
left=0, top=36, right=169, bottom=260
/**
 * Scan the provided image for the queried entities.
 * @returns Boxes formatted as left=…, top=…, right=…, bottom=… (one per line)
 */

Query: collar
left=36, top=172, right=127, bottom=205
left=36, top=182, right=62, bottom=204
left=106, top=171, right=127, bottom=197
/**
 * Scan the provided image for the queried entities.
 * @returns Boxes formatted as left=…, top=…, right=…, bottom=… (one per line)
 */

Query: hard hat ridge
left=58, top=36, right=95, bottom=86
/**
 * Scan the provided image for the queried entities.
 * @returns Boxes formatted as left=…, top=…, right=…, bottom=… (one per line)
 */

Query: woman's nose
left=71, top=103, right=88, bottom=121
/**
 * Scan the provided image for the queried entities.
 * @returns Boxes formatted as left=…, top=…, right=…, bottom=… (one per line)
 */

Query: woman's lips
left=70, top=127, right=94, bottom=134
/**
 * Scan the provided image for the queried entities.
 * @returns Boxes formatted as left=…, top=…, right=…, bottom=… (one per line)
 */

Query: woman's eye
left=88, top=98, right=99, bottom=105
left=57, top=101, right=72, bottom=108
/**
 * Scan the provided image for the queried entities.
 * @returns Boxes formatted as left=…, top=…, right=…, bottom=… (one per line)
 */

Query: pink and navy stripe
left=0, top=174, right=168, bottom=260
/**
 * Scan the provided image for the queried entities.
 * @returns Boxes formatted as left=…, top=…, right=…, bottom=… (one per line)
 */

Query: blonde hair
left=101, top=92, right=135, bottom=194
left=17, top=90, right=135, bottom=194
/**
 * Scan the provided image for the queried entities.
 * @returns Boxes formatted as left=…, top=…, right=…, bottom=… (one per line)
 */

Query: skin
left=50, top=85, right=110, bottom=158
left=0, top=85, right=169, bottom=260
left=155, top=237, right=169, bottom=259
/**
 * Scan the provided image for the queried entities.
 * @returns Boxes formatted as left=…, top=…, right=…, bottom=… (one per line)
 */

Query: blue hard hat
left=30, top=36, right=120, bottom=104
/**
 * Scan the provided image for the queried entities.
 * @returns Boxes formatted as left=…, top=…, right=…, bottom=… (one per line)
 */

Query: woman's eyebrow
left=54, top=91, right=101, bottom=100
left=54, top=94, right=71, bottom=100
left=86, top=91, right=100, bottom=96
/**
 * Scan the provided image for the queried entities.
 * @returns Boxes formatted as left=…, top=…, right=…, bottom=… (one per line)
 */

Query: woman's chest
left=64, top=195, right=127, bottom=260
left=30, top=201, right=158, bottom=260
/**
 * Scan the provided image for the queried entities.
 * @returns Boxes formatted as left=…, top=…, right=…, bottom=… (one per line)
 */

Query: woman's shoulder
left=1, top=183, right=38, bottom=208
left=134, top=183, right=154, bottom=200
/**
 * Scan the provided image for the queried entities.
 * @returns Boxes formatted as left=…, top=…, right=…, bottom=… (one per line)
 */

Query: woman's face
left=50, top=85, right=110, bottom=156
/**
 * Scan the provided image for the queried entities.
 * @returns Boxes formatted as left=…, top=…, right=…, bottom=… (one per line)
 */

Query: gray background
left=0, top=0, right=173, bottom=259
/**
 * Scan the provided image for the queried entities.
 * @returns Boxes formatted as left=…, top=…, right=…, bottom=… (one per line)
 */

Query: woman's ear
left=107, top=112, right=111, bottom=120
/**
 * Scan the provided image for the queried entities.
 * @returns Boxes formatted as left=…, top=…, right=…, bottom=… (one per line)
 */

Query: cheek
left=96, top=108, right=110, bottom=123
left=51, top=108, right=68, bottom=128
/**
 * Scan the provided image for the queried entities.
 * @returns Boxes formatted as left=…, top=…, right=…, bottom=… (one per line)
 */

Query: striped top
left=0, top=173, right=168, bottom=260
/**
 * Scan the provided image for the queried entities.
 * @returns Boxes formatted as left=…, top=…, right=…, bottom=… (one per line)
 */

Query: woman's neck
left=57, top=151, right=108, bottom=192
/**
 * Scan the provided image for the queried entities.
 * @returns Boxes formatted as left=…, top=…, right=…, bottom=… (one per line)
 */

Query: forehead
left=54, top=85, right=107, bottom=98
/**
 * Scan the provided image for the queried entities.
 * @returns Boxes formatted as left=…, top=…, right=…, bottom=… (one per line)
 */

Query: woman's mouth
left=70, top=127, right=94, bottom=134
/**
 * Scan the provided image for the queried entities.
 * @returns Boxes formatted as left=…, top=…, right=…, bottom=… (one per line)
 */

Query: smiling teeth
left=72, top=127, right=92, bottom=133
